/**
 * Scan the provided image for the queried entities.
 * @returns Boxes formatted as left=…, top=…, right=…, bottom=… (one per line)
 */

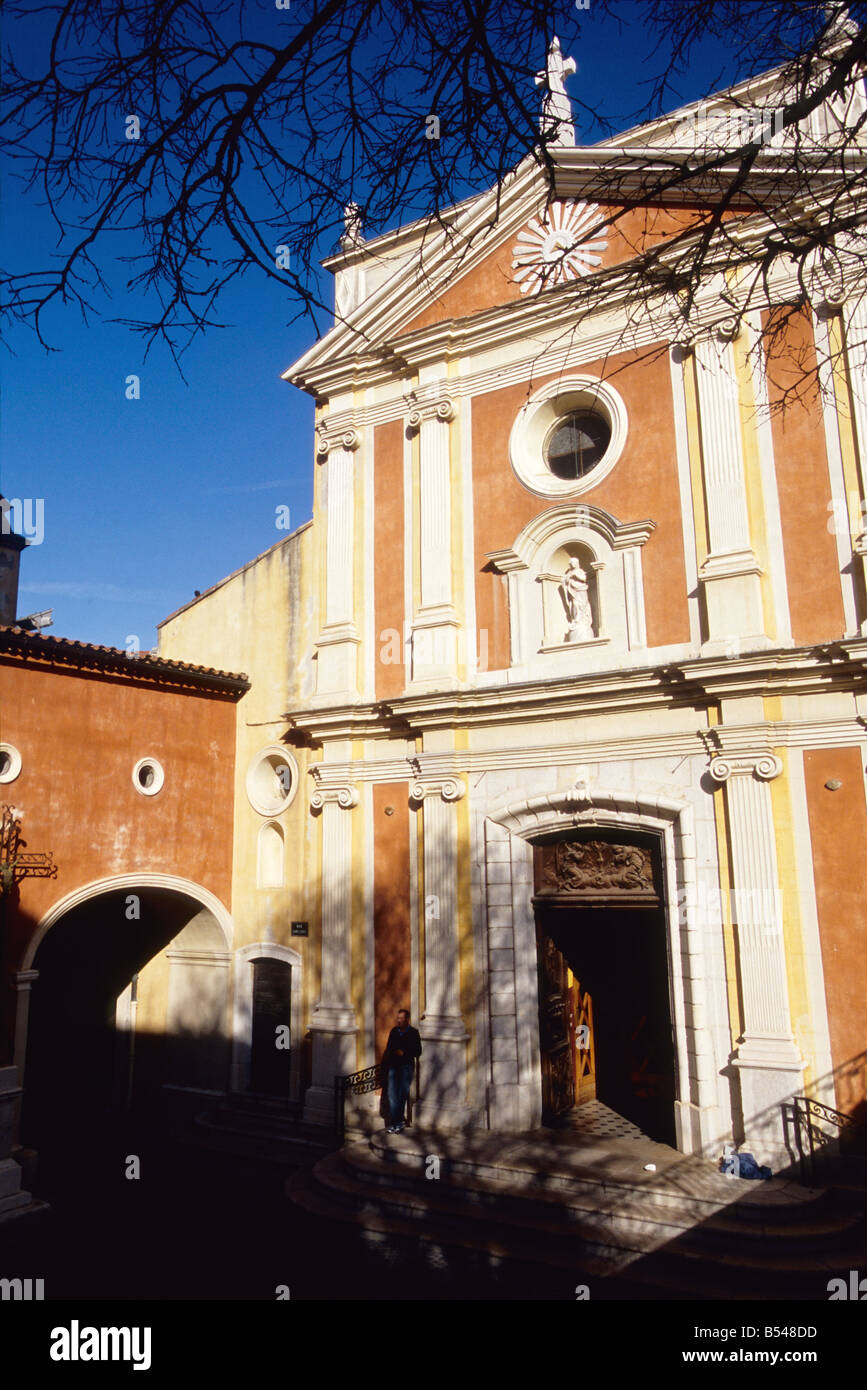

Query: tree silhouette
left=1, top=0, right=866, bottom=379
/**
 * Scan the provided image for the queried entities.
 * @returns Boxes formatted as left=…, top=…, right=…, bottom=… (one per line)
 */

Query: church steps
left=341, top=1142, right=861, bottom=1253
left=288, top=1157, right=866, bottom=1298
left=187, top=1104, right=334, bottom=1164
left=361, top=1130, right=841, bottom=1228
left=287, top=1140, right=867, bottom=1298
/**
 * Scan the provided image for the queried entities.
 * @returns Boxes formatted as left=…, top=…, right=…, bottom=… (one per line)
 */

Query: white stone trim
left=694, top=335, right=753, bottom=555
left=22, top=872, right=234, bottom=970
left=246, top=746, right=299, bottom=817
left=487, top=503, right=654, bottom=668
left=132, top=756, right=164, bottom=797
left=747, top=311, right=793, bottom=645
left=816, top=307, right=863, bottom=635
left=0, top=743, right=22, bottom=784
left=308, top=716, right=867, bottom=785
left=230, top=941, right=303, bottom=1099
left=481, top=785, right=721, bottom=1153
left=508, top=375, right=628, bottom=500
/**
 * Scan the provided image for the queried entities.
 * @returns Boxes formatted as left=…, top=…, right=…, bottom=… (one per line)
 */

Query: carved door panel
left=569, top=971, right=596, bottom=1102
left=536, top=921, right=575, bottom=1121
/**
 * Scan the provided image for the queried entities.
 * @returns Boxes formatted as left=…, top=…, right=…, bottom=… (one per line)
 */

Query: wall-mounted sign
left=291, top=921, right=308, bottom=937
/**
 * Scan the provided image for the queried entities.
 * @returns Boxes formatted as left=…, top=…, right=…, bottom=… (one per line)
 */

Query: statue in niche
left=560, top=556, right=594, bottom=642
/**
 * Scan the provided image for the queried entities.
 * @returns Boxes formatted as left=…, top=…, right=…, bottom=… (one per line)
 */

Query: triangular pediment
left=284, top=58, right=867, bottom=396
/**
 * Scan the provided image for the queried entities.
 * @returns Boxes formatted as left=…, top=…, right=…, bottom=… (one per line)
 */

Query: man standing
left=382, top=1008, right=422, bottom=1133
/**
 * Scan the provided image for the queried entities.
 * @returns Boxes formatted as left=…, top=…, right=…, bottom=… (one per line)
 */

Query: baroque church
left=3, top=35, right=867, bottom=1217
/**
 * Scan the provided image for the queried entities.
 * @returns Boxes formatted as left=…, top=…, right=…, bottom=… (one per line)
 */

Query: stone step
left=341, top=1141, right=859, bottom=1250
left=190, top=1107, right=334, bottom=1163
left=324, top=1144, right=862, bottom=1263
left=288, top=1160, right=866, bottom=1299
left=287, top=1131, right=867, bottom=1299
left=363, top=1128, right=836, bottom=1227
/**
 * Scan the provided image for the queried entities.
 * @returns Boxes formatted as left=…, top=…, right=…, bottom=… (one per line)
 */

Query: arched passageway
left=21, top=881, right=231, bottom=1191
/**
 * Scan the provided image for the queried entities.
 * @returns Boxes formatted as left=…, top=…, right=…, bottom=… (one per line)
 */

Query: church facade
left=155, top=47, right=866, bottom=1166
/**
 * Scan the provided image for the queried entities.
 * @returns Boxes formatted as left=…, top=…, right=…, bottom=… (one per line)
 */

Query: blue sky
left=1, top=4, right=754, bottom=652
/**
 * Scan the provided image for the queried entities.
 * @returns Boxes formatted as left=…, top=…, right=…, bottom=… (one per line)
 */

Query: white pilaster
left=709, top=751, right=804, bottom=1163
left=408, top=396, right=460, bottom=683
left=840, top=296, right=867, bottom=631
left=411, top=775, right=471, bottom=1128
left=314, top=423, right=361, bottom=698
left=304, top=781, right=359, bottom=1124
left=694, top=326, right=769, bottom=653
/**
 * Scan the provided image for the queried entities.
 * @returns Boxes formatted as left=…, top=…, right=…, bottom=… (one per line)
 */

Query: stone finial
left=535, top=36, right=577, bottom=147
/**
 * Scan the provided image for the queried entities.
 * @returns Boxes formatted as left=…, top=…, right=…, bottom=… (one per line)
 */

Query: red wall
left=372, top=783, right=411, bottom=1059
left=803, top=746, right=867, bottom=1110
left=1, top=659, right=238, bottom=970
left=472, top=347, right=690, bottom=669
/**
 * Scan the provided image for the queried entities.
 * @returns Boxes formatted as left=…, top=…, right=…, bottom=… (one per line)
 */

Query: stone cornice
left=287, top=643, right=867, bottom=743
left=304, top=716, right=865, bottom=790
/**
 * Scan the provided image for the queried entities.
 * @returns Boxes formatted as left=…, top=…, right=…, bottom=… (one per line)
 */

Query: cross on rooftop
left=535, top=36, right=577, bottom=147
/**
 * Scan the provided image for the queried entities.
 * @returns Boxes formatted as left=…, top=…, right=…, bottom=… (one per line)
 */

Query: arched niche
left=538, top=540, right=603, bottom=648
left=487, top=503, right=655, bottom=672
left=257, top=821, right=285, bottom=889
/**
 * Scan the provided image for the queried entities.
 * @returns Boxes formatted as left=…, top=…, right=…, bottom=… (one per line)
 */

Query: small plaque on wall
left=291, top=921, right=309, bottom=937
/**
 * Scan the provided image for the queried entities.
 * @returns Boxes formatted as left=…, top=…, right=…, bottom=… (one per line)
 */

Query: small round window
left=545, top=412, right=611, bottom=480
left=246, top=747, right=298, bottom=817
left=0, top=743, right=22, bottom=784
left=132, top=757, right=164, bottom=797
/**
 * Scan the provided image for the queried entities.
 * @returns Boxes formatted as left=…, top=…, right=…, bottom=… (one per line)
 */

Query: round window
left=0, top=744, right=22, bottom=784
left=246, top=747, right=298, bottom=817
left=545, top=412, right=611, bottom=480
left=132, top=757, right=164, bottom=796
left=508, top=376, right=627, bottom=499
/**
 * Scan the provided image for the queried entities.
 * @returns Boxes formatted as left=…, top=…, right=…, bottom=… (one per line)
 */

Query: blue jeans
left=386, top=1063, right=414, bottom=1126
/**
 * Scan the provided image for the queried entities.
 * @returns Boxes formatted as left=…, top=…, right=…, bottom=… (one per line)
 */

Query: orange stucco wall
left=472, top=347, right=690, bottom=669
left=372, top=784, right=411, bottom=1060
left=374, top=420, right=406, bottom=700
left=402, top=202, right=739, bottom=334
left=803, top=746, right=867, bottom=1110
left=1, top=660, right=238, bottom=969
left=765, top=308, right=846, bottom=645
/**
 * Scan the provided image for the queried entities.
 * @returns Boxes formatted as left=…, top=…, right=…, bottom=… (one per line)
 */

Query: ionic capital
left=315, top=421, right=362, bottom=458
left=709, top=753, right=783, bottom=784
left=409, top=776, right=466, bottom=805
left=406, top=396, right=457, bottom=431
left=310, top=783, right=360, bottom=811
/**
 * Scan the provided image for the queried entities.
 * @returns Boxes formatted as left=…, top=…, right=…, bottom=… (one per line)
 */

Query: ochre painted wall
left=2, top=660, right=237, bottom=965
left=400, top=203, right=739, bottom=334
left=803, top=746, right=867, bottom=1110
left=373, top=784, right=411, bottom=1060
left=765, top=308, right=846, bottom=645
left=472, top=347, right=690, bottom=669
left=374, top=420, right=407, bottom=700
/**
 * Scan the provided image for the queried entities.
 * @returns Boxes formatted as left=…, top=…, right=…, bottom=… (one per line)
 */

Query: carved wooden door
left=536, top=920, right=575, bottom=1121
left=569, top=971, right=596, bottom=1102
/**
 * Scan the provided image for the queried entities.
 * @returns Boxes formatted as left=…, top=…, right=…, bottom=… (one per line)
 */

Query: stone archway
left=17, top=875, right=233, bottom=1187
left=481, top=787, right=722, bottom=1154
left=532, top=829, right=677, bottom=1145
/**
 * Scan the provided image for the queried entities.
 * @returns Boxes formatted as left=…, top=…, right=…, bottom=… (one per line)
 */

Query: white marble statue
left=560, top=557, right=594, bottom=641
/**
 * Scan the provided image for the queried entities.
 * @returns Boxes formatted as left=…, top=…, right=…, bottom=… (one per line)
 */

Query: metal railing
left=334, top=1061, right=419, bottom=1144
left=792, top=1096, right=857, bottom=1183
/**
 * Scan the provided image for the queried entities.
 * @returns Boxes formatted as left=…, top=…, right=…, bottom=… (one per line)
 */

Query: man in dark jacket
left=382, top=1008, right=422, bottom=1133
